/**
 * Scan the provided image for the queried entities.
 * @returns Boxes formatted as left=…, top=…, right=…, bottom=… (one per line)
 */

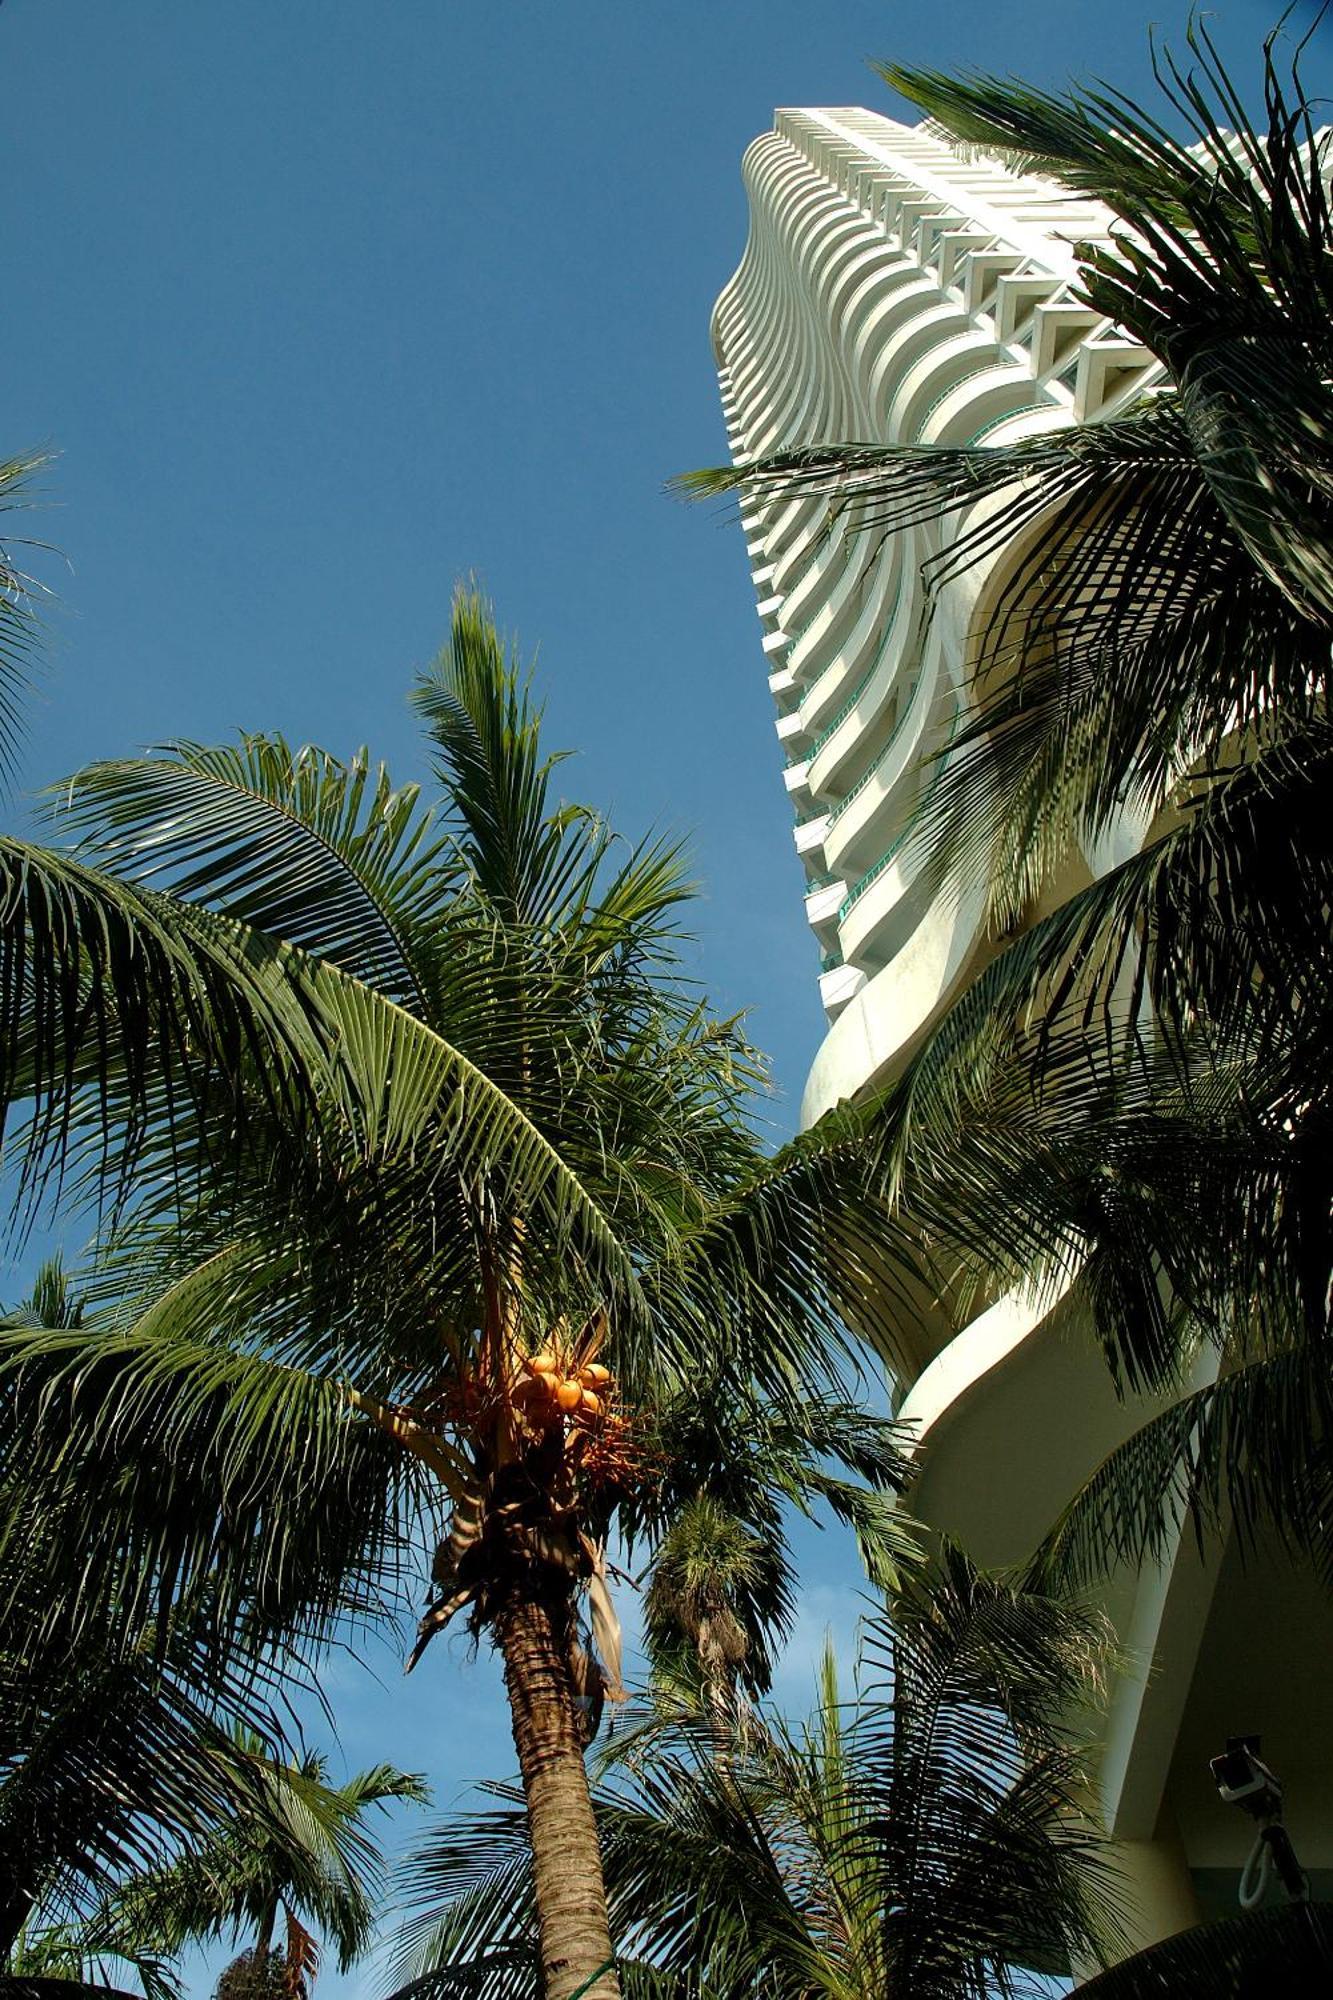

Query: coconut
left=529, top=1352, right=560, bottom=1376
left=579, top=1389, right=604, bottom=1418
left=554, top=1378, right=583, bottom=1412
left=578, top=1363, right=611, bottom=1388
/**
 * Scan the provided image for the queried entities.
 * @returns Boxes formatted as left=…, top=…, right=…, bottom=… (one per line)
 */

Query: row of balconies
left=716, top=115, right=1160, bottom=1024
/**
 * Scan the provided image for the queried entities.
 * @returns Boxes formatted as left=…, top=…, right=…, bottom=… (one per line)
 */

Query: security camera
left=1210, top=1737, right=1309, bottom=1909
left=1210, top=1736, right=1283, bottom=1821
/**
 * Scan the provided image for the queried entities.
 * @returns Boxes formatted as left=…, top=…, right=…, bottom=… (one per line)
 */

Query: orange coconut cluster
left=511, top=1351, right=611, bottom=1430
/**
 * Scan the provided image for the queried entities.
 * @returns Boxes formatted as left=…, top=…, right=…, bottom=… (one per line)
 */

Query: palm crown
left=104, top=1734, right=425, bottom=1997
left=0, top=589, right=920, bottom=2000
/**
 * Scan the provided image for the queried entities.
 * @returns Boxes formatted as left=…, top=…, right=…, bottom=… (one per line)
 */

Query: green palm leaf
left=106, top=1733, right=426, bottom=1977
left=57, top=736, right=457, bottom=1011
left=390, top=1552, right=1123, bottom=1999
left=885, top=24, right=1333, bottom=629
left=0, top=452, right=52, bottom=777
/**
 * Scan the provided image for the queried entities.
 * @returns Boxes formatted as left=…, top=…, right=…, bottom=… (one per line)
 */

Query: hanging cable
left=1238, top=1826, right=1273, bottom=1911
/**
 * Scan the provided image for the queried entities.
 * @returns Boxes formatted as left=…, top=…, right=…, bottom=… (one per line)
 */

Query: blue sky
left=1, top=1, right=1303, bottom=1993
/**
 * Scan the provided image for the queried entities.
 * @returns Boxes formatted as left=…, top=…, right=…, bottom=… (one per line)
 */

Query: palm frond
left=384, top=1789, right=537, bottom=1994
left=1071, top=1899, right=1333, bottom=1995
left=411, top=587, right=592, bottom=926
left=0, top=1293, right=425, bottom=1662
left=859, top=1550, right=1125, bottom=1987
left=106, top=1733, right=426, bottom=1976
left=681, top=403, right=1329, bottom=932
left=0, top=451, right=53, bottom=777
left=390, top=1553, right=1121, bottom=1999
left=0, top=842, right=335, bottom=1218
left=888, top=23, right=1333, bottom=624
left=56, top=737, right=458, bottom=1011
left=1031, top=1344, right=1333, bottom=1592
left=0, top=1578, right=297, bottom=1949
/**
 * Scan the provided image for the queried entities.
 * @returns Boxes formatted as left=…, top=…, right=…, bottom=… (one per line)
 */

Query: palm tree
left=682, top=20, right=1333, bottom=1591
left=634, top=1373, right=912, bottom=1747
left=104, top=1736, right=424, bottom=1998
left=0, top=1567, right=399, bottom=1992
left=6, top=1916, right=170, bottom=2000
left=0, top=591, right=921, bottom=2000
left=3, top=1739, right=420, bottom=2000
left=388, top=1548, right=1124, bottom=1999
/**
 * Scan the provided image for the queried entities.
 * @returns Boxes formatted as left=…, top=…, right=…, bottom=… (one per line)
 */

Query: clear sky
left=1, top=2, right=1307, bottom=1994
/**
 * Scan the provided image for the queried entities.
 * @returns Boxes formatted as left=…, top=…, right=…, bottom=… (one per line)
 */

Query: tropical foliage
left=1, top=1265, right=422, bottom=1997
left=684, top=18, right=1333, bottom=1593
left=388, top=1550, right=1124, bottom=1999
left=103, top=1736, right=424, bottom=1998
left=0, top=455, right=366, bottom=1258
left=0, top=590, right=925, bottom=2000
left=9, top=19, right=1333, bottom=1995
left=1071, top=1900, right=1333, bottom=1997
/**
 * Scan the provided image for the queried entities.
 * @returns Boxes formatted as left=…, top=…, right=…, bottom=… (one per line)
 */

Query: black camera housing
left=1210, top=1735, right=1284, bottom=1821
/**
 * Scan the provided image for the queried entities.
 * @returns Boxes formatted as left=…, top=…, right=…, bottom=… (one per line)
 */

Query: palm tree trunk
left=496, top=1588, right=619, bottom=2000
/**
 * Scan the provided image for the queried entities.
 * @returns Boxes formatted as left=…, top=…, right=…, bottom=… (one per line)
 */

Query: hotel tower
left=712, top=109, right=1333, bottom=1954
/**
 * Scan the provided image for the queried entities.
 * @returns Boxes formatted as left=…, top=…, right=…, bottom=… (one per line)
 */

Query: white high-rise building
left=713, top=110, right=1333, bottom=1954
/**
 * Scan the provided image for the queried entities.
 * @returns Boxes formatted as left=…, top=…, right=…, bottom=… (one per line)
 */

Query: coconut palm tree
left=682, top=19, right=1333, bottom=1591
left=387, top=1548, right=1124, bottom=1999
left=0, top=591, right=922, bottom=2000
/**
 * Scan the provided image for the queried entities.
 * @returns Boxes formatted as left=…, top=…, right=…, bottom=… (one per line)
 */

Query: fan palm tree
left=0, top=591, right=923, bottom=2000
left=387, top=1548, right=1124, bottom=2000
left=682, top=19, right=1333, bottom=1588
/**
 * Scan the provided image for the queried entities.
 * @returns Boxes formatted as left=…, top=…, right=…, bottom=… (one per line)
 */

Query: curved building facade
left=713, top=109, right=1333, bottom=1957
left=712, top=108, right=1158, bottom=1124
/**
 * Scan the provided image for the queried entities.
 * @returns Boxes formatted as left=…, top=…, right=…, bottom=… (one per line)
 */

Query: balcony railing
left=836, top=707, right=960, bottom=924
left=788, top=579, right=907, bottom=767
left=914, top=353, right=1030, bottom=437
left=966, top=402, right=1042, bottom=447
left=826, top=674, right=923, bottom=826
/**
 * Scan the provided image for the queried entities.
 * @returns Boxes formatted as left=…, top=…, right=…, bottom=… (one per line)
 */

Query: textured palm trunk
left=497, top=1589, right=620, bottom=2000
